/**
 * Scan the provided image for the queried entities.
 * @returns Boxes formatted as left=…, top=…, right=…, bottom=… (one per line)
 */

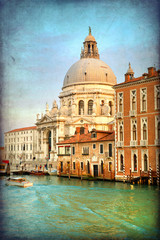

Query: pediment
left=37, top=114, right=53, bottom=124
left=72, top=117, right=93, bottom=125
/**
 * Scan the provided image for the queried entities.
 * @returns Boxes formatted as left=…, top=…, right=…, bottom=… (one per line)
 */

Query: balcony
left=117, top=141, right=124, bottom=147
left=140, top=140, right=148, bottom=146
left=129, top=110, right=136, bottom=117
left=130, top=140, right=137, bottom=147
left=117, top=112, right=123, bottom=119
left=155, top=139, right=160, bottom=146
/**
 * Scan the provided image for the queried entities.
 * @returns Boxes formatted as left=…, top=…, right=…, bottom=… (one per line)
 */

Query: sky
left=0, top=0, right=159, bottom=145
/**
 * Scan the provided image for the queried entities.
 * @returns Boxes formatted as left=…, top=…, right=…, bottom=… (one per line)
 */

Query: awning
left=2, top=160, right=9, bottom=164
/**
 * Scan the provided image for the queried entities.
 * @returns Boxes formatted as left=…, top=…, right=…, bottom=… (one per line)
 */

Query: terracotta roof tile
left=57, top=131, right=115, bottom=145
left=6, top=126, right=37, bottom=133
left=114, top=71, right=159, bottom=87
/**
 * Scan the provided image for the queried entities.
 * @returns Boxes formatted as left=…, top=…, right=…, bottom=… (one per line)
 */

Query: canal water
left=0, top=175, right=159, bottom=240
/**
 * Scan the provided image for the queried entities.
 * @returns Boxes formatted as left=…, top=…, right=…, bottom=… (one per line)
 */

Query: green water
left=0, top=175, right=159, bottom=240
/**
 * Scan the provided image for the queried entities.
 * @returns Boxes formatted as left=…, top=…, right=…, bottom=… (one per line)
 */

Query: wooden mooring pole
left=123, top=164, right=125, bottom=183
left=148, top=164, right=152, bottom=185
left=157, top=163, right=159, bottom=186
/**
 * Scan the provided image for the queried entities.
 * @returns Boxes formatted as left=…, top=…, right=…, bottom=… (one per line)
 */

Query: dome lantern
left=80, top=27, right=100, bottom=59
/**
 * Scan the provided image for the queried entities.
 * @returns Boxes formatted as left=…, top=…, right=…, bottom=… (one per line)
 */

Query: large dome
left=63, top=58, right=117, bottom=89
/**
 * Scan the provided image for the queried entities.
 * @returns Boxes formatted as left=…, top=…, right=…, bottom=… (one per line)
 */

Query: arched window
left=88, top=44, right=90, bottom=53
left=88, top=100, right=93, bottom=115
left=133, top=154, right=137, bottom=171
left=101, top=161, right=103, bottom=174
left=132, top=96, right=136, bottom=110
left=120, top=154, right=123, bottom=171
left=79, top=100, right=84, bottom=115
left=143, top=124, right=147, bottom=140
left=119, top=98, right=123, bottom=112
left=157, top=92, right=160, bottom=109
left=68, top=101, right=71, bottom=107
left=142, top=95, right=146, bottom=111
left=109, top=101, right=113, bottom=115
left=144, top=154, right=148, bottom=171
left=120, top=126, right=123, bottom=141
left=87, top=161, right=90, bottom=174
left=133, top=125, right=137, bottom=140
left=158, top=122, right=160, bottom=140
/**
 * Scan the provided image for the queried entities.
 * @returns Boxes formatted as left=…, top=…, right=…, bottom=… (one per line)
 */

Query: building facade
left=57, top=125, right=115, bottom=179
left=35, top=28, right=117, bottom=164
left=114, top=65, right=160, bottom=183
left=4, top=126, right=37, bottom=171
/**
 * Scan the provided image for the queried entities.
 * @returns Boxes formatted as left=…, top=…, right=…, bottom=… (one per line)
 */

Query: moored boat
left=30, top=170, right=46, bottom=175
left=6, top=177, right=33, bottom=188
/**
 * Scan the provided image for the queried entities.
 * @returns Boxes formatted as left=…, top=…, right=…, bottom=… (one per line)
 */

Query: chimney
left=76, top=127, right=80, bottom=141
left=148, top=67, right=156, bottom=77
left=84, top=124, right=88, bottom=134
left=125, top=73, right=130, bottom=82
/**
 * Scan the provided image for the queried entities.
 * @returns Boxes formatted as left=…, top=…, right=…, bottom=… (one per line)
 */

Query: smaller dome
left=85, top=34, right=96, bottom=42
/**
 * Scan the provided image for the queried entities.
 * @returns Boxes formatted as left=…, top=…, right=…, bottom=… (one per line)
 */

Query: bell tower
left=80, top=27, right=100, bottom=59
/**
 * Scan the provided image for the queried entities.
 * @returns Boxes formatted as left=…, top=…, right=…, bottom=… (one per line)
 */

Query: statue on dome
left=89, top=26, right=91, bottom=35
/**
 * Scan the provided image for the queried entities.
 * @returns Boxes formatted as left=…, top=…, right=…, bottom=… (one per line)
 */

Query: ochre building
left=57, top=125, right=115, bottom=179
left=114, top=65, right=160, bottom=183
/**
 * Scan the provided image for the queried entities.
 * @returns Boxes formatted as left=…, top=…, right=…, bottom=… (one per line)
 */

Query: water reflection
left=0, top=176, right=159, bottom=240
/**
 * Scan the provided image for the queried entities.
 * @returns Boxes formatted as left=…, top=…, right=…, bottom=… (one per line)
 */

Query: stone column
left=56, top=124, right=59, bottom=154
left=37, top=130, right=39, bottom=152
left=41, top=130, right=43, bottom=151
left=51, top=128, right=54, bottom=151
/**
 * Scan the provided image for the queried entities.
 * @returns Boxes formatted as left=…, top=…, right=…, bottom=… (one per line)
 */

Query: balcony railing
left=117, top=112, right=123, bottom=119
left=129, top=110, right=136, bottom=117
left=130, top=140, right=137, bottom=147
left=140, top=140, right=148, bottom=146
left=117, top=141, right=124, bottom=147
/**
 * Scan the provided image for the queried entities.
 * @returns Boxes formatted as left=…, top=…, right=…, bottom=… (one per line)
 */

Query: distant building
left=57, top=125, right=115, bottom=179
left=4, top=126, right=37, bottom=171
left=114, top=65, right=160, bottom=183
left=35, top=28, right=116, bottom=164
left=0, top=147, right=5, bottom=162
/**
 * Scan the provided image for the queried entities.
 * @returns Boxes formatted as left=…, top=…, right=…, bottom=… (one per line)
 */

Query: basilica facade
left=35, top=28, right=117, bottom=164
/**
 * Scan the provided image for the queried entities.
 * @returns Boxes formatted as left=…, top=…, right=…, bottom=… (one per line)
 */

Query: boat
left=0, top=160, right=10, bottom=175
left=6, top=177, right=33, bottom=188
left=48, top=169, right=57, bottom=176
left=30, top=170, right=46, bottom=175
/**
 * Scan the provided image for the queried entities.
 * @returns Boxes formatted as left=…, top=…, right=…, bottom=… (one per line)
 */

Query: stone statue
left=53, top=100, right=58, bottom=109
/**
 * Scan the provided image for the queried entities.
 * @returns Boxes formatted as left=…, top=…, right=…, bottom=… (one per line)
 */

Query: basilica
left=35, top=28, right=117, bottom=163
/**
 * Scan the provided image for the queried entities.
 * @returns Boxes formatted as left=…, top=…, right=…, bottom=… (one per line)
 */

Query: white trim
left=131, top=118, right=137, bottom=142
left=130, top=89, right=137, bottom=111
left=140, top=87, right=147, bottom=112
left=131, top=149, right=138, bottom=172
left=117, top=92, right=123, bottom=113
left=141, top=117, right=148, bottom=141
left=118, top=149, right=124, bottom=172
left=154, top=85, right=160, bottom=110
left=141, top=149, right=148, bottom=172
left=118, top=120, right=123, bottom=142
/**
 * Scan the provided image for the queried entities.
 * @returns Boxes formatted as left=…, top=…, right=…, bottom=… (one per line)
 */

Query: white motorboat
left=6, top=177, right=33, bottom=188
